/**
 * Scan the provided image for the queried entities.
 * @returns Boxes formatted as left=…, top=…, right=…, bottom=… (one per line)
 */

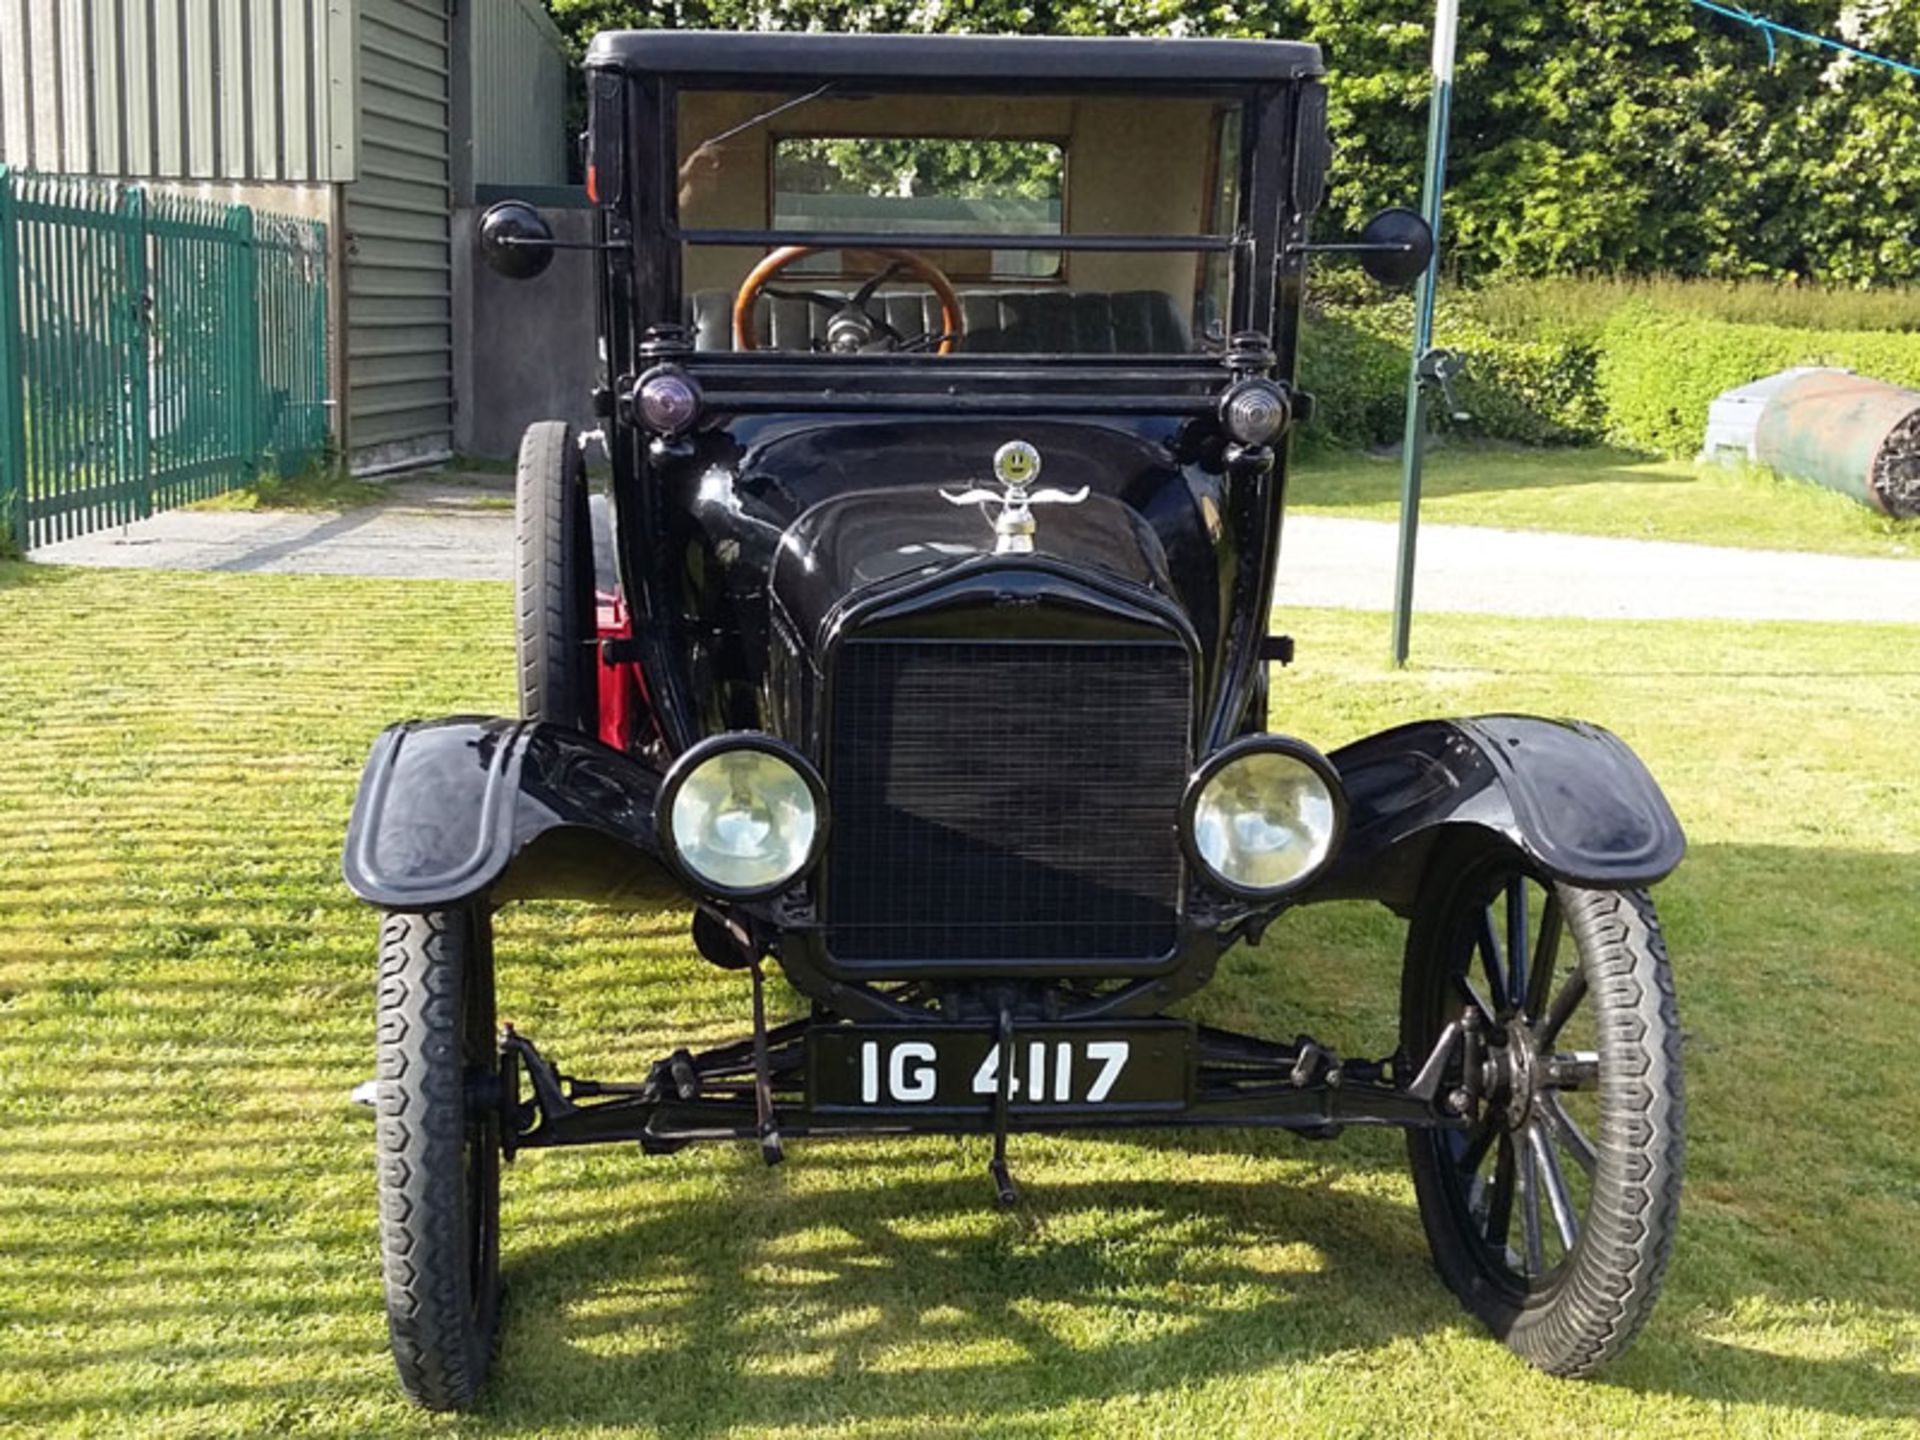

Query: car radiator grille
left=824, top=638, right=1191, bottom=969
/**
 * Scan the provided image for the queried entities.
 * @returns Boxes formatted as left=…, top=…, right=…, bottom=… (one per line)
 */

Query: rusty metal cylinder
left=1753, top=371, right=1920, bottom=518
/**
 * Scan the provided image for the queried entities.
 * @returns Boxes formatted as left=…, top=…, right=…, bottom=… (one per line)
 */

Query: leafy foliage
left=1301, top=297, right=1606, bottom=449
left=1469, top=275, right=1920, bottom=338
left=547, top=0, right=1920, bottom=287
left=1303, top=283, right=1920, bottom=457
left=777, top=136, right=1062, bottom=201
left=1596, top=305, right=1920, bottom=454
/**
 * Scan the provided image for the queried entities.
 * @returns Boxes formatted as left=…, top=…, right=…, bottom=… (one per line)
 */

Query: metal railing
left=0, top=169, right=330, bottom=551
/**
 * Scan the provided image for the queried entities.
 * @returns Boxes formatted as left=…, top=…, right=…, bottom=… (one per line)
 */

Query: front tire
left=514, top=420, right=596, bottom=730
left=375, top=908, right=502, bottom=1411
left=1401, top=848, right=1685, bottom=1376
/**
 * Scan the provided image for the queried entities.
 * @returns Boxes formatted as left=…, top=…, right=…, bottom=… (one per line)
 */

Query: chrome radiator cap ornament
left=942, top=440, right=1088, bottom=554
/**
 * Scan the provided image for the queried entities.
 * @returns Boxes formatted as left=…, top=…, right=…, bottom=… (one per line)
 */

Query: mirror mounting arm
left=492, top=236, right=623, bottom=255
left=1295, top=207, right=1435, bottom=288
left=1287, top=240, right=1417, bottom=257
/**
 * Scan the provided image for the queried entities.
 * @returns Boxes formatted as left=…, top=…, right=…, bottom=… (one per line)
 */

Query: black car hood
left=768, top=485, right=1175, bottom=649
left=668, top=413, right=1224, bottom=647
left=650, top=412, right=1242, bottom=736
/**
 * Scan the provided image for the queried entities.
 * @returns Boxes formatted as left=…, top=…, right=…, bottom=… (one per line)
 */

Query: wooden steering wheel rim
left=732, top=244, right=965, bottom=355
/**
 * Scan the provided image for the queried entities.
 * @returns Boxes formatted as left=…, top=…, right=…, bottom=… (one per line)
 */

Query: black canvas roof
left=584, top=29, right=1323, bottom=86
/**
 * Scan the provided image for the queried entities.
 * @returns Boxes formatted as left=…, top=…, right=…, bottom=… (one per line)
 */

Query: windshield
left=675, top=89, right=1243, bottom=358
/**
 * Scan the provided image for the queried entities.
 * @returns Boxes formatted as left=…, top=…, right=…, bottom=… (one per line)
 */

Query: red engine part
left=594, top=587, right=657, bottom=754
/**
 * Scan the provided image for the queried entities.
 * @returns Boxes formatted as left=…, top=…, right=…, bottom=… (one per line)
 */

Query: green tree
left=546, top=0, right=1920, bottom=286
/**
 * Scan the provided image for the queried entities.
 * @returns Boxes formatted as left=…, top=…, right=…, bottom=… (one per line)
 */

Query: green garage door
left=345, top=0, right=452, bottom=470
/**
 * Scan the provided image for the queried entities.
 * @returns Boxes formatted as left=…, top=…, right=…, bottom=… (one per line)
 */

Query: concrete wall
left=452, top=202, right=596, bottom=459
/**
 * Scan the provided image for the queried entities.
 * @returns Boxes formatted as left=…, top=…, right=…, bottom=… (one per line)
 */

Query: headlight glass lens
left=1191, top=750, right=1338, bottom=893
left=636, top=369, right=701, bottom=435
left=1221, top=379, right=1290, bottom=446
left=668, top=748, right=819, bottom=893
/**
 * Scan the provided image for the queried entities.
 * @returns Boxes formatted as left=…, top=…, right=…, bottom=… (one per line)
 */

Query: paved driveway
left=30, top=483, right=1920, bottom=623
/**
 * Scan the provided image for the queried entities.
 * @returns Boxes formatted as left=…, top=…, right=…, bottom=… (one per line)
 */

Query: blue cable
left=1689, top=0, right=1920, bottom=80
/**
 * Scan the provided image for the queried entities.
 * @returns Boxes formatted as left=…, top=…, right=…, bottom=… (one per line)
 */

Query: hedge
left=1299, top=298, right=1920, bottom=458
left=1298, top=299, right=1604, bottom=450
left=1596, top=307, right=1920, bottom=457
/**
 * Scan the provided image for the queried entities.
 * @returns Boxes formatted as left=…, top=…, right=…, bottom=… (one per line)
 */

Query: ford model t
left=344, top=30, right=1686, bottom=1410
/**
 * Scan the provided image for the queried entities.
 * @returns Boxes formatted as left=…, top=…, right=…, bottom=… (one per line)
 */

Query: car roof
left=584, top=29, right=1323, bottom=86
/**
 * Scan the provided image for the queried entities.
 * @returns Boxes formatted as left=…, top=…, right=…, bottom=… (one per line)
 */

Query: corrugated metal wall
left=343, top=0, right=450, bottom=467
left=0, top=0, right=357, bottom=182
left=466, top=0, right=568, bottom=190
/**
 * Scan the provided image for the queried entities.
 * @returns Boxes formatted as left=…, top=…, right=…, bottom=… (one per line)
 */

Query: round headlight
left=1220, top=378, right=1291, bottom=447
left=1185, top=738, right=1345, bottom=898
left=661, top=738, right=824, bottom=897
left=635, top=366, right=701, bottom=436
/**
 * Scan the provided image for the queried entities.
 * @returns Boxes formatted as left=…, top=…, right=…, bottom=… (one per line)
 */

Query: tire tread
left=375, top=910, right=497, bottom=1411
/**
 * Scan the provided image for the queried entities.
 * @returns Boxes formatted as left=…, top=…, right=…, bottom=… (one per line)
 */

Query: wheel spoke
left=1525, top=894, right=1563, bottom=1021
left=1538, top=968, right=1588, bottom=1048
left=1451, top=970, right=1497, bottom=1029
left=760, top=285, right=847, bottom=311
left=1519, top=1137, right=1546, bottom=1278
left=1529, top=1121, right=1581, bottom=1251
left=1476, top=906, right=1510, bottom=1014
left=1505, top=881, right=1530, bottom=1021
left=1539, top=1092, right=1599, bottom=1175
left=1484, top=1133, right=1517, bottom=1251
left=1456, top=1109, right=1501, bottom=1175
left=852, top=259, right=908, bottom=305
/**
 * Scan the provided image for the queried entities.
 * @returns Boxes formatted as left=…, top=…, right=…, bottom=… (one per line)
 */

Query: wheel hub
left=1476, top=1020, right=1542, bottom=1131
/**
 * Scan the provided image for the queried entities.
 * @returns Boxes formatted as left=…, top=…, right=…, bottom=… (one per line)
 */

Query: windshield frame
left=647, top=74, right=1290, bottom=363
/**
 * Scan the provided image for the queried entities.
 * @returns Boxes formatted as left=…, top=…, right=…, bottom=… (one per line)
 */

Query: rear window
left=771, top=137, right=1064, bottom=281
left=674, top=88, right=1240, bottom=357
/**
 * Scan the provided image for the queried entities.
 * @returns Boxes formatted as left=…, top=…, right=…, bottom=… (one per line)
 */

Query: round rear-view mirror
left=478, top=200, right=556, bottom=281
left=1358, top=207, right=1435, bottom=288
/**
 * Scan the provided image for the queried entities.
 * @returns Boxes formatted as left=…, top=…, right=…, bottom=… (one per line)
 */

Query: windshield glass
left=676, top=89, right=1243, bottom=358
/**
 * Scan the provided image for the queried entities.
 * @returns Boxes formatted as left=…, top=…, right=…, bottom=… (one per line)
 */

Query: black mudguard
left=1305, top=715, right=1685, bottom=912
left=342, top=717, right=679, bottom=912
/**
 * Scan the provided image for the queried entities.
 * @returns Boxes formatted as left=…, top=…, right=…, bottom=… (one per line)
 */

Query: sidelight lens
left=1220, top=379, right=1291, bottom=447
left=665, top=742, right=822, bottom=895
left=635, top=367, right=701, bottom=436
left=1188, top=742, right=1342, bottom=896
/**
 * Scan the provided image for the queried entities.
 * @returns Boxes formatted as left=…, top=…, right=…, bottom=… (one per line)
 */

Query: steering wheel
left=733, top=245, right=965, bottom=355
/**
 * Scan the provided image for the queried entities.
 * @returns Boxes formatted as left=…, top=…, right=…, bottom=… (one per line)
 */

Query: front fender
left=341, top=717, right=679, bottom=911
left=1304, top=715, right=1685, bottom=911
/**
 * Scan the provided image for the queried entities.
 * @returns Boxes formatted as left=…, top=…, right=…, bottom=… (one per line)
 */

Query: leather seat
left=691, top=286, right=1193, bottom=355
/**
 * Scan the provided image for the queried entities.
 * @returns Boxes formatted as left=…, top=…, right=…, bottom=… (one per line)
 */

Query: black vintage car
left=344, top=30, right=1687, bottom=1410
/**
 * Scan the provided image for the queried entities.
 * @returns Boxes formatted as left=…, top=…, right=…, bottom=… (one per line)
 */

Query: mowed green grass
left=1291, top=445, right=1920, bottom=560
left=2, top=560, right=1918, bottom=1438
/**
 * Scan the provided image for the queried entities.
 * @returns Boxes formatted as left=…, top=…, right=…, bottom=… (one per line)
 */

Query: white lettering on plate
left=889, top=1041, right=937, bottom=1103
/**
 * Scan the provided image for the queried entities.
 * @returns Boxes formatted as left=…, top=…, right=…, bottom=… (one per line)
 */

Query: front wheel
left=1401, top=849, right=1684, bottom=1376
left=514, top=420, right=597, bottom=730
left=374, top=908, right=502, bottom=1410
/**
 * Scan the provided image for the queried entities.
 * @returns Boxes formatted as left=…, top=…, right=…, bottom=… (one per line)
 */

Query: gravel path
left=29, top=485, right=1920, bottom=623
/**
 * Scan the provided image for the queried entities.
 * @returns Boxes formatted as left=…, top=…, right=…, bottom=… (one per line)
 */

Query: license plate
left=808, top=1021, right=1191, bottom=1115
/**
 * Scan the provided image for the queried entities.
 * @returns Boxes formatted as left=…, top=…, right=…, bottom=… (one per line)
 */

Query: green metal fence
left=0, top=168, right=330, bottom=552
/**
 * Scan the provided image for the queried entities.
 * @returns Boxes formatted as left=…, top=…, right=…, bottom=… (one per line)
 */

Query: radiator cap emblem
left=941, top=441, right=1088, bottom=554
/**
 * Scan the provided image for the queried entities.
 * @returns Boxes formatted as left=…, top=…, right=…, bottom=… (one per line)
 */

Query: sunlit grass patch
left=1, top=559, right=1917, bottom=1436
left=1292, top=443, right=1920, bottom=560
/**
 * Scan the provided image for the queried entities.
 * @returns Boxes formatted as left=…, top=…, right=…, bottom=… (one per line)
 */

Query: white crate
left=1700, top=366, right=1850, bottom=463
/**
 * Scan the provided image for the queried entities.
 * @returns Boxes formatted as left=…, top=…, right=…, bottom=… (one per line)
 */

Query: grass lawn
left=1291, top=444, right=1920, bottom=560
left=1, top=561, right=1917, bottom=1437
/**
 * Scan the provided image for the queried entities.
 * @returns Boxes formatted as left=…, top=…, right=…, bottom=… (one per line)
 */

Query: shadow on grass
left=468, top=1153, right=1920, bottom=1435
left=0, top=557, right=63, bottom=589
left=479, top=1168, right=1439, bottom=1435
